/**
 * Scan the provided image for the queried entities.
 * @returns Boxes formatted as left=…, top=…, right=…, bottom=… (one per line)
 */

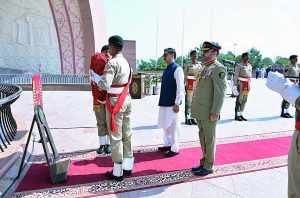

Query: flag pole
left=181, top=9, right=185, bottom=67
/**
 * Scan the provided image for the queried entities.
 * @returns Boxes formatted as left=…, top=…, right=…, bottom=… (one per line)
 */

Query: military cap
left=289, top=55, right=298, bottom=60
left=108, top=35, right=124, bottom=47
left=202, top=41, right=221, bottom=51
left=242, top=52, right=249, bottom=58
left=101, top=45, right=109, bottom=52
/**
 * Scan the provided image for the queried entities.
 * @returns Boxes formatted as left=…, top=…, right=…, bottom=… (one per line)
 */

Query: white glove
left=90, top=70, right=102, bottom=84
left=266, top=72, right=292, bottom=95
left=266, top=72, right=300, bottom=106
left=89, top=69, right=94, bottom=82
left=232, top=86, right=239, bottom=96
left=282, top=85, right=300, bottom=106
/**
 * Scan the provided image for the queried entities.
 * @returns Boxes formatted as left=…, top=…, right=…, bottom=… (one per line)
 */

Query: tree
left=248, top=48, right=262, bottom=68
left=275, top=57, right=289, bottom=65
left=261, top=57, right=274, bottom=67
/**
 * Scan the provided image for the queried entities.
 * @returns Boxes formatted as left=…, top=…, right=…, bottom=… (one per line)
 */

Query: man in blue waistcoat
left=157, top=48, right=185, bottom=158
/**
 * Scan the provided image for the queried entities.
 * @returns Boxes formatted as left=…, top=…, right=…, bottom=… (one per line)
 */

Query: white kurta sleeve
left=174, top=67, right=185, bottom=105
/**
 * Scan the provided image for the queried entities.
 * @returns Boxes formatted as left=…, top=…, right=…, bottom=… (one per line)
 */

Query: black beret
left=190, top=50, right=198, bottom=56
left=108, top=35, right=124, bottom=47
left=242, top=52, right=249, bottom=57
left=101, top=45, right=109, bottom=52
left=289, top=55, right=298, bottom=60
left=202, top=41, right=221, bottom=51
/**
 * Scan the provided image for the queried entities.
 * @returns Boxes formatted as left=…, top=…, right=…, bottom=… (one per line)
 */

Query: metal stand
left=17, top=105, right=70, bottom=183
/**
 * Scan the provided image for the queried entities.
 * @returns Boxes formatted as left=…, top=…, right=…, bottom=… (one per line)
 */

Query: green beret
left=101, top=45, right=109, bottom=52
left=289, top=55, right=298, bottom=60
left=202, top=41, right=221, bottom=51
left=109, top=35, right=124, bottom=47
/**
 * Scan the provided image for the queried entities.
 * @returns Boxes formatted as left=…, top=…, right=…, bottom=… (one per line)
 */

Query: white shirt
left=158, top=66, right=185, bottom=129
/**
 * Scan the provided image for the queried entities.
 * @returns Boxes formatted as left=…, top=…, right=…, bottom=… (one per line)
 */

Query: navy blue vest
left=158, top=62, right=179, bottom=106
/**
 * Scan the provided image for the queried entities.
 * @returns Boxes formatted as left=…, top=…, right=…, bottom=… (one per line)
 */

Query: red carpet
left=13, top=131, right=292, bottom=197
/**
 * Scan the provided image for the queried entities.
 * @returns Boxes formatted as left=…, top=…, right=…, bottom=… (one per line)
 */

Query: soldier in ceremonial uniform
left=280, top=55, right=299, bottom=118
left=267, top=71, right=300, bottom=197
left=91, top=35, right=133, bottom=181
left=233, top=52, right=252, bottom=121
left=184, top=50, right=202, bottom=125
left=90, top=45, right=111, bottom=155
left=191, top=41, right=227, bottom=176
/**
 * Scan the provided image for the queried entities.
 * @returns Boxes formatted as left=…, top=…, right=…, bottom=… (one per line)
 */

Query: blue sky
left=102, top=0, right=300, bottom=61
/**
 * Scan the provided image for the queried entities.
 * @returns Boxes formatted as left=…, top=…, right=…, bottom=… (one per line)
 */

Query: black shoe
left=97, top=145, right=106, bottom=154
left=158, top=146, right=171, bottom=152
left=194, top=168, right=213, bottom=176
left=187, top=119, right=193, bottom=125
left=105, top=171, right=123, bottom=181
left=240, top=116, right=247, bottom=121
left=286, top=113, right=293, bottom=118
left=104, top=144, right=112, bottom=154
left=191, top=119, right=197, bottom=125
left=191, top=165, right=203, bottom=172
left=237, top=116, right=243, bottom=121
left=165, top=151, right=179, bottom=158
left=123, top=169, right=132, bottom=176
left=281, top=113, right=291, bottom=118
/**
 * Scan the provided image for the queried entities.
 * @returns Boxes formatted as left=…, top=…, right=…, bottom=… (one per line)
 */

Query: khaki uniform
left=288, top=97, right=300, bottom=197
left=234, top=63, right=252, bottom=116
left=95, top=104, right=107, bottom=137
left=98, top=53, right=133, bottom=163
left=191, top=61, right=227, bottom=170
left=282, top=65, right=300, bottom=115
left=184, top=61, right=202, bottom=120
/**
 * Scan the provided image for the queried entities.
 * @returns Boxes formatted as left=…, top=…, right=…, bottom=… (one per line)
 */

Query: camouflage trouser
left=288, top=130, right=300, bottom=198
left=197, top=119, right=217, bottom=170
left=94, top=104, right=108, bottom=137
left=106, top=98, right=133, bottom=163
left=186, top=90, right=194, bottom=119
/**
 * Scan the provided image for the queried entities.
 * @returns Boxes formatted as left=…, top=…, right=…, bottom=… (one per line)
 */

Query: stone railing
left=0, top=84, right=22, bottom=152
left=0, top=74, right=90, bottom=84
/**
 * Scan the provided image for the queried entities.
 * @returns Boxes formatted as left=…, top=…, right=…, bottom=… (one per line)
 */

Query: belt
left=238, top=77, right=250, bottom=82
left=187, top=76, right=196, bottom=80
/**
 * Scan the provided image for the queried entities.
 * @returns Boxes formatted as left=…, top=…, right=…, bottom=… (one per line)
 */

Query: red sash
left=187, top=75, right=196, bottom=91
left=239, top=76, right=250, bottom=91
left=106, top=69, right=132, bottom=132
left=296, top=121, right=300, bottom=131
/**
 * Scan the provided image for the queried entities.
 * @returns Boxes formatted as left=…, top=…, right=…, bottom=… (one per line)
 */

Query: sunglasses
left=163, top=53, right=168, bottom=57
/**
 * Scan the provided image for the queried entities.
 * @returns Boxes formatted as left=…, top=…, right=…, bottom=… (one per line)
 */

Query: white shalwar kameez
left=158, top=67, right=185, bottom=153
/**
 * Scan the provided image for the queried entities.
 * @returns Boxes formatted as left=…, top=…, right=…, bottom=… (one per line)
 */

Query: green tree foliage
left=261, top=57, right=274, bottom=67
left=137, top=45, right=287, bottom=72
left=275, top=56, right=290, bottom=65
left=248, top=48, right=262, bottom=68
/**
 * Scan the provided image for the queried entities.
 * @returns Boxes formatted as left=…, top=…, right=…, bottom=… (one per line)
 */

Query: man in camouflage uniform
left=233, top=52, right=252, bottom=121
left=267, top=71, right=300, bottom=198
left=191, top=41, right=227, bottom=176
left=90, top=45, right=111, bottom=154
left=280, top=55, right=299, bottom=118
left=92, top=35, right=133, bottom=182
left=184, top=50, right=202, bottom=125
